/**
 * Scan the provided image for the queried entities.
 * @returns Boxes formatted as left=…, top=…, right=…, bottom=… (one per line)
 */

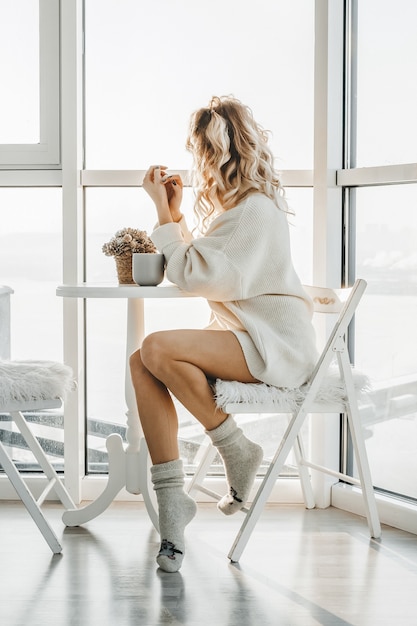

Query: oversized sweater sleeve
left=150, top=218, right=244, bottom=300
left=175, top=215, right=194, bottom=243
left=153, top=215, right=193, bottom=242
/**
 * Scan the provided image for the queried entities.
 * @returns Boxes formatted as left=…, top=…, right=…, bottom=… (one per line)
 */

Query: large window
left=2, top=1, right=415, bottom=526
left=345, top=0, right=417, bottom=506
left=352, top=185, right=417, bottom=500
left=84, top=186, right=313, bottom=473
left=0, top=2, right=62, bottom=477
left=85, top=188, right=210, bottom=471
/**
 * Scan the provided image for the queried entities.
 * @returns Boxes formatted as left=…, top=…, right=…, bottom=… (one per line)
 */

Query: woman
left=130, top=96, right=317, bottom=573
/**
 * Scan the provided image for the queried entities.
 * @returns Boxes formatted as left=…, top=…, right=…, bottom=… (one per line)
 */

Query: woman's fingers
left=142, top=166, right=182, bottom=218
left=161, top=173, right=183, bottom=188
left=143, top=165, right=168, bottom=184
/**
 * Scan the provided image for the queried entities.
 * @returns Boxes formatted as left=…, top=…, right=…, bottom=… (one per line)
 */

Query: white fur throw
left=0, top=360, right=74, bottom=409
left=214, top=367, right=370, bottom=412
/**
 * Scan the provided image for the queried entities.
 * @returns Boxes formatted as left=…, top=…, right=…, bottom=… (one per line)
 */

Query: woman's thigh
left=141, top=329, right=259, bottom=383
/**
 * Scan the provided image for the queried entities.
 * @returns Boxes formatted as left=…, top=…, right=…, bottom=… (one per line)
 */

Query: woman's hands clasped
left=142, top=165, right=183, bottom=224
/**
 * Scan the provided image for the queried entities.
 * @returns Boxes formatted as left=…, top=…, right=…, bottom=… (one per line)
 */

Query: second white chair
left=0, top=286, right=76, bottom=553
left=0, top=362, right=76, bottom=554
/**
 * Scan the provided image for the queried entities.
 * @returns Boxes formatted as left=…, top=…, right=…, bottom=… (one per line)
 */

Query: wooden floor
left=1, top=501, right=416, bottom=626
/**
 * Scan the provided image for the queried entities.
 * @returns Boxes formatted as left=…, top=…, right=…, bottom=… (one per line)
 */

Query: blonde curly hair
left=186, top=95, right=286, bottom=232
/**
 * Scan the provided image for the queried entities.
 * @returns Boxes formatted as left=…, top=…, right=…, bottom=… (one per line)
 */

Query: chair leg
left=228, top=408, right=309, bottom=562
left=11, top=410, right=76, bottom=510
left=187, top=439, right=219, bottom=499
left=0, top=441, right=62, bottom=554
left=338, top=352, right=381, bottom=539
left=293, top=432, right=315, bottom=509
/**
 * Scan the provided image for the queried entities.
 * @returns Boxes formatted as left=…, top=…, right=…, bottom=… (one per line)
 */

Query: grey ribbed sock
left=151, top=459, right=197, bottom=573
left=206, top=415, right=263, bottom=515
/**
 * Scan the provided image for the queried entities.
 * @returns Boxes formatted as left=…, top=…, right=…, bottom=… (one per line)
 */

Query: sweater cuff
left=151, top=222, right=184, bottom=253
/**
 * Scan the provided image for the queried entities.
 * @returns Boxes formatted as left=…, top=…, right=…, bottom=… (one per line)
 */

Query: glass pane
left=0, top=188, right=64, bottom=472
left=355, top=0, right=417, bottom=166
left=287, top=188, right=313, bottom=286
left=354, top=185, right=417, bottom=500
left=0, top=1, right=40, bottom=143
left=85, top=188, right=210, bottom=471
left=85, top=0, right=313, bottom=169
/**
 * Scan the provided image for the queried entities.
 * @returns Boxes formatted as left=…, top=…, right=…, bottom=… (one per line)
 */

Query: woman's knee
left=129, top=348, right=147, bottom=379
left=140, top=332, right=169, bottom=376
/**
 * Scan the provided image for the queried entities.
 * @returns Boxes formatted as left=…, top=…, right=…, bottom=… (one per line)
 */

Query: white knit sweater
left=151, top=193, right=318, bottom=387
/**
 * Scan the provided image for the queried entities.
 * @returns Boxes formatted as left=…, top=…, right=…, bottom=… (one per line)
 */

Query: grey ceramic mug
left=132, top=253, right=165, bottom=286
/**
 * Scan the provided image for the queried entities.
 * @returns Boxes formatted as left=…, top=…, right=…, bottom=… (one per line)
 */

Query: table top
left=56, top=282, right=198, bottom=299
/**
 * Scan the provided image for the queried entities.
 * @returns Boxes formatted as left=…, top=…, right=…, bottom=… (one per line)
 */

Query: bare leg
left=129, top=329, right=262, bottom=571
left=129, top=329, right=258, bottom=464
left=129, top=351, right=180, bottom=465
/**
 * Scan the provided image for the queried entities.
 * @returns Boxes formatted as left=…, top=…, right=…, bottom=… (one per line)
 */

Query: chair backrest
left=303, top=280, right=366, bottom=316
left=302, top=279, right=367, bottom=398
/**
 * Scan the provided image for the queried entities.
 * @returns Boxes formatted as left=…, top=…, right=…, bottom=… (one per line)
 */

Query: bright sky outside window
left=0, top=1, right=40, bottom=144
left=355, top=0, right=417, bottom=166
left=84, top=0, right=314, bottom=170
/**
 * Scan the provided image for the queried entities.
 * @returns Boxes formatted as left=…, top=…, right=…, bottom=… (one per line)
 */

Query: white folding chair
left=0, top=287, right=76, bottom=553
left=0, top=368, right=76, bottom=554
left=189, top=278, right=381, bottom=562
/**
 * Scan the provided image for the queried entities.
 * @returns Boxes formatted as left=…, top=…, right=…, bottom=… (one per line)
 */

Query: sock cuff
left=205, top=414, right=237, bottom=443
left=151, top=458, right=184, bottom=485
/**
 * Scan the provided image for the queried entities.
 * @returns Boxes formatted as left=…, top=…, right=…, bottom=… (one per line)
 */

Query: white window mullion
left=311, top=0, right=345, bottom=508
left=80, top=170, right=314, bottom=188
left=61, top=0, right=85, bottom=504
left=337, top=163, right=417, bottom=187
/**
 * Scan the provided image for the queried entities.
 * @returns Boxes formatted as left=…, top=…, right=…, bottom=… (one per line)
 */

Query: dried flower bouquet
left=102, top=227, right=157, bottom=284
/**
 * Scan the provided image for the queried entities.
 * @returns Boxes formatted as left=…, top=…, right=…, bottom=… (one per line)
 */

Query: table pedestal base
left=62, top=434, right=159, bottom=531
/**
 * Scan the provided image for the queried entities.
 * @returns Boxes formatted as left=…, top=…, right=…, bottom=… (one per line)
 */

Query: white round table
left=57, top=282, right=197, bottom=529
